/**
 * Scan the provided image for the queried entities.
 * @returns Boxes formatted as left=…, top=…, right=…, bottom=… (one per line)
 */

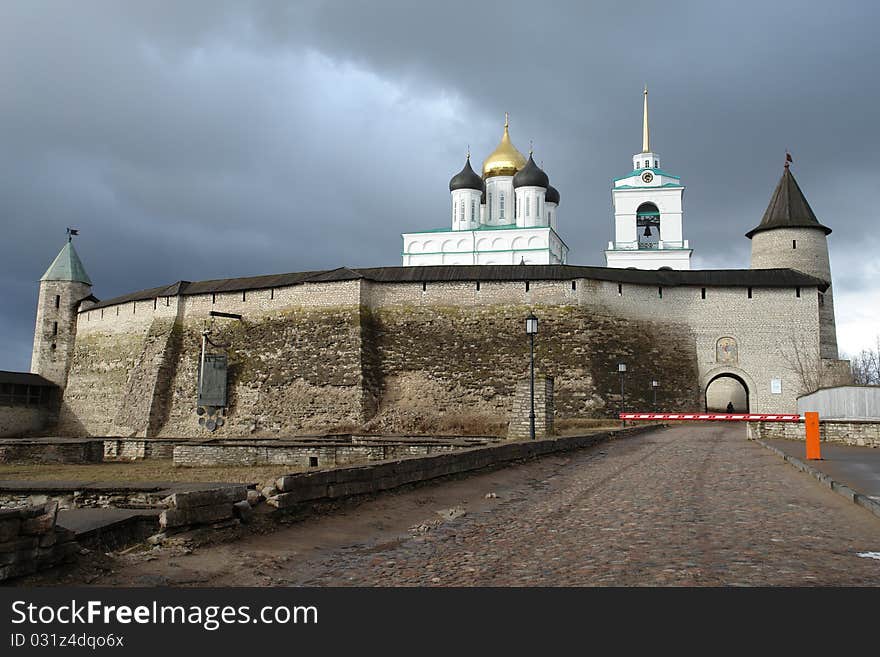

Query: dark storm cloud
left=1, top=0, right=878, bottom=370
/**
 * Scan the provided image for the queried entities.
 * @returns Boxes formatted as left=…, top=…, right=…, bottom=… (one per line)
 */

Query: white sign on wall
left=770, top=379, right=782, bottom=394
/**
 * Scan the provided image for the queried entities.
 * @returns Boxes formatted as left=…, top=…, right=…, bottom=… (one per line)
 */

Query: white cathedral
left=402, top=89, right=692, bottom=269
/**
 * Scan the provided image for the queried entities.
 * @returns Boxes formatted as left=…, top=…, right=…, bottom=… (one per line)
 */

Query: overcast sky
left=2, top=1, right=878, bottom=371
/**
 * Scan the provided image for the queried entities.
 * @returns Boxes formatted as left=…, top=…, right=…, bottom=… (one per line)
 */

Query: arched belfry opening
left=705, top=373, right=750, bottom=413
left=636, top=202, right=660, bottom=249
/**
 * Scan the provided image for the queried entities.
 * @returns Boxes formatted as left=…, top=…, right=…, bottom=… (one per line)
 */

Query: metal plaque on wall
left=198, top=353, right=228, bottom=407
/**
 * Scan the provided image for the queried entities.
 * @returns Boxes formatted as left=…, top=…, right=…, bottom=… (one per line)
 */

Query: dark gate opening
left=705, top=373, right=750, bottom=413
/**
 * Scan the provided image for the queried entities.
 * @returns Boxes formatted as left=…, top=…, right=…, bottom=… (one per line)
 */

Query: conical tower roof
left=40, top=241, right=92, bottom=285
left=746, top=166, right=831, bottom=238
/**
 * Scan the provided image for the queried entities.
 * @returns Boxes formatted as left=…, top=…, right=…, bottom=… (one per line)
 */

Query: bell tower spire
left=642, top=85, right=650, bottom=153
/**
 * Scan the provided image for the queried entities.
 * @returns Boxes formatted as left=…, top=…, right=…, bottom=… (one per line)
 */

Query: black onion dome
left=449, top=156, right=483, bottom=192
left=545, top=184, right=560, bottom=205
left=512, top=155, right=549, bottom=189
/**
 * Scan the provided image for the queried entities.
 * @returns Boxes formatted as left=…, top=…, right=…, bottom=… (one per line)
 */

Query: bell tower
left=31, top=233, right=93, bottom=387
left=605, top=87, right=692, bottom=269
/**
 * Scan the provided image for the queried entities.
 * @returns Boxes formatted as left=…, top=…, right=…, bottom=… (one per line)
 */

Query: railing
left=607, top=240, right=689, bottom=251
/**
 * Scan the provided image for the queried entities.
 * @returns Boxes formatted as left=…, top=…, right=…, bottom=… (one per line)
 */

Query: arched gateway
left=705, top=373, right=750, bottom=413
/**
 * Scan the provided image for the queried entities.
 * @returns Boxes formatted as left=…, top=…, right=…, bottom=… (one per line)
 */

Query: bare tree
left=847, top=336, right=880, bottom=385
left=778, top=331, right=821, bottom=396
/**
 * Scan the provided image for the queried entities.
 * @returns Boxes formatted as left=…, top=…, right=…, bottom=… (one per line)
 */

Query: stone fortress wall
left=55, top=269, right=828, bottom=438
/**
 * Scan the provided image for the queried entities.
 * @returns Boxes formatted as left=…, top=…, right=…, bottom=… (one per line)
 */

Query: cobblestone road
left=289, top=423, right=880, bottom=586
left=91, top=424, right=880, bottom=586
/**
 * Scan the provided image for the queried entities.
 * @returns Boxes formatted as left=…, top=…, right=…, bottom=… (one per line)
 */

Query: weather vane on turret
left=66, top=227, right=79, bottom=243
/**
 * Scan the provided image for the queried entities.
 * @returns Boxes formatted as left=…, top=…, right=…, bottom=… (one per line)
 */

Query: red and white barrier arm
left=619, top=413, right=801, bottom=422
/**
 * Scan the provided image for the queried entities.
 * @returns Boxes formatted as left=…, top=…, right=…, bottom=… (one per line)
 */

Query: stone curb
left=754, top=438, right=880, bottom=521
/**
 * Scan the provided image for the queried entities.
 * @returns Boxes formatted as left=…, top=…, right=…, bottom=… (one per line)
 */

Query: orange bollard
left=805, top=411, right=821, bottom=460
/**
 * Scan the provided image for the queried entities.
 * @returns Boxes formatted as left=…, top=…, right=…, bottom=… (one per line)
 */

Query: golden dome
left=482, top=113, right=527, bottom=178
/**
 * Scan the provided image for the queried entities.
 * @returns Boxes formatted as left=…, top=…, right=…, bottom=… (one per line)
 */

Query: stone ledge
left=271, top=425, right=660, bottom=508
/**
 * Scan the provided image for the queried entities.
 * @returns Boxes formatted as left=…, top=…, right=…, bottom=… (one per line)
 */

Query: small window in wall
left=101, top=309, right=104, bottom=319
left=476, top=281, right=481, bottom=291
left=645, top=160, right=650, bottom=168
left=747, top=287, right=753, bottom=299
left=618, top=283, right=622, bottom=296
left=212, top=293, right=216, bottom=305
left=571, top=281, right=577, bottom=291
left=471, top=200, right=476, bottom=222
left=792, top=240, right=797, bottom=249
left=701, top=287, right=706, bottom=299
left=153, top=298, right=157, bottom=310
left=270, top=288, right=274, bottom=300
left=525, top=281, right=530, bottom=292
left=422, top=282, right=427, bottom=292
left=116, top=306, right=119, bottom=316
left=52, top=321, right=58, bottom=335
left=654, top=160, right=658, bottom=168
left=133, top=301, right=136, bottom=314
left=818, top=292, right=825, bottom=306
left=658, top=286, right=663, bottom=298
left=500, top=193, right=505, bottom=220
left=796, top=286, right=801, bottom=298
left=54, top=295, right=60, bottom=309
left=165, top=297, right=170, bottom=306
left=51, top=343, right=56, bottom=350
left=242, top=291, right=246, bottom=302
left=309, top=456, right=318, bottom=468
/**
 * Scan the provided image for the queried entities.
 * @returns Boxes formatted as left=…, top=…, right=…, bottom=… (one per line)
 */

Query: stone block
left=232, top=500, right=253, bottom=524
left=163, top=486, right=247, bottom=510
left=0, top=518, right=21, bottom=542
left=20, top=513, right=55, bottom=536
left=0, top=561, right=37, bottom=582
left=0, top=536, right=39, bottom=554
left=160, top=504, right=234, bottom=529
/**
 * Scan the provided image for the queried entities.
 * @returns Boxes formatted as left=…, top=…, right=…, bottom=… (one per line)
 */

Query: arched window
left=636, top=202, right=660, bottom=250
left=526, top=197, right=530, bottom=217
left=460, top=200, right=464, bottom=223
left=471, top=199, right=476, bottom=223
left=499, top=193, right=505, bottom=220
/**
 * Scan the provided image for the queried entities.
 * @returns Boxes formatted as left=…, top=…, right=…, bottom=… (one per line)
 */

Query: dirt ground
left=0, top=459, right=302, bottom=483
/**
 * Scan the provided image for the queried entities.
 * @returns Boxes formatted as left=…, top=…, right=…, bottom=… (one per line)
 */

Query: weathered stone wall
left=31, top=280, right=92, bottom=388
left=747, top=419, right=880, bottom=448
left=58, top=298, right=170, bottom=436
left=0, top=503, right=78, bottom=582
left=267, top=424, right=658, bottom=510
left=0, top=405, right=54, bottom=438
left=0, top=439, right=104, bottom=464
left=173, top=438, right=483, bottom=468
left=103, top=439, right=176, bottom=460
left=508, top=376, right=555, bottom=439
left=750, top=228, right=839, bottom=360
left=56, top=274, right=823, bottom=437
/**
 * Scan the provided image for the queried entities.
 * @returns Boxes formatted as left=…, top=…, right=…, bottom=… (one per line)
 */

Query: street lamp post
left=618, top=363, right=627, bottom=426
left=652, top=379, right=659, bottom=409
left=526, top=313, right=539, bottom=440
